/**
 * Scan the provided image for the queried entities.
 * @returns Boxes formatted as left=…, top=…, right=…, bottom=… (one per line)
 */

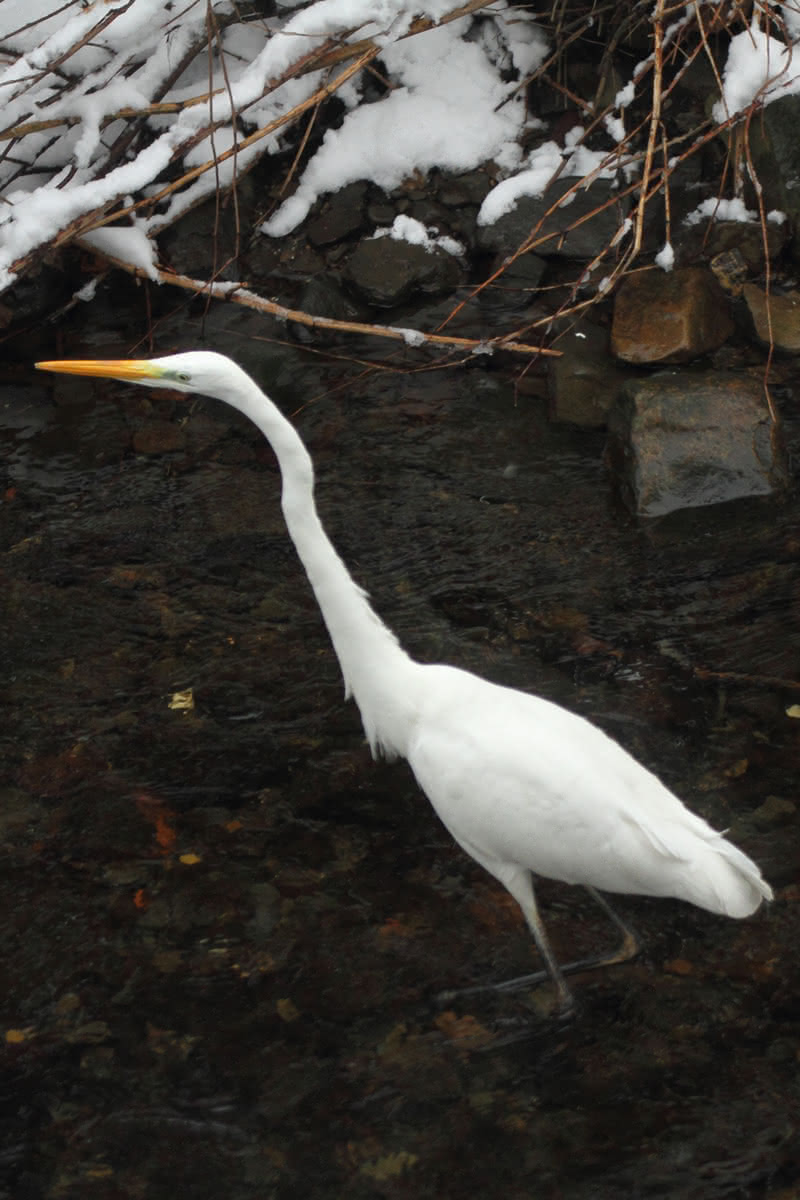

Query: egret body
left=36, top=352, right=772, bottom=1010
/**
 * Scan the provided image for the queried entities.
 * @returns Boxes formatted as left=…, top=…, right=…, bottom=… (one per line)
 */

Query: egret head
left=36, top=351, right=251, bottom=404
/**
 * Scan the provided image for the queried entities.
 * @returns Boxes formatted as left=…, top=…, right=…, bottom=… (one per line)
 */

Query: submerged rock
left=547, top=319, right=632, bottom=427
left=606, top=371, right=789, bottom=516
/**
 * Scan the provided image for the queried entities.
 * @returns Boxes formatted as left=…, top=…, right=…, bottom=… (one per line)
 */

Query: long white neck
left=220, top=368, right=419, bottom=759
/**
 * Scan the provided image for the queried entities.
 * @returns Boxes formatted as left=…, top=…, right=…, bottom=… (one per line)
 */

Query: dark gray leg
left=582, top=886, right=641, bottom=966
left=439, top=881, right=640, bottom=1010
left=440, top=867, right=575, bottom=1012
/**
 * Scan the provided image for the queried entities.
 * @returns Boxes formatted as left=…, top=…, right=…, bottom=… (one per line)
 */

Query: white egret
left=36, top=352, right=773, bottom=1011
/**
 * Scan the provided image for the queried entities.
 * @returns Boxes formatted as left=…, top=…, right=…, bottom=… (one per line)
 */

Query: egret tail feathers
left=676, top=834, right=773, bottom=918
left=624, top=809, right=772, bottom=917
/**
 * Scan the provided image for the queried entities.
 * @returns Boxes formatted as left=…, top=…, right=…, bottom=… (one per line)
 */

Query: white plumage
left=408, top=667, right=768, bottom=919
left=36, top=351, right=773, bottom=1010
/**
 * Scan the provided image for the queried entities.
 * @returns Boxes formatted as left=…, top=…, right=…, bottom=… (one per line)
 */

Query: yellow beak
left=36, top=359, right=163, bottom=382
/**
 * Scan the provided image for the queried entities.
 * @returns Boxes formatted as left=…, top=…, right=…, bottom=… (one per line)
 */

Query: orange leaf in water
left=5, top=1028, right=34, bottom=1044
left=360, top=1151, right=419, bottom=1180
left=468, top=887, right=522, bottom=931
left=663, top=958, right=694, bottom=976
left=379, top=914, right=427, bottom=939
left=135, top=792, right=177, bottom=854
left=435, top=1011, right=493, bottom=1045
left=380, top=917, right=409, bottom=938
left=276, top=998, right=300, bottom=1023
left=155, top=816, right=176, bottom=851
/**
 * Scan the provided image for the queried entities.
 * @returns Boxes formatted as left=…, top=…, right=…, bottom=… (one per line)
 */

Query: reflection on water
left=2, top=306, right=799, bottom=1198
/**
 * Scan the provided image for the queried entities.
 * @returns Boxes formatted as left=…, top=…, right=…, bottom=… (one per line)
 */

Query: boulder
left=479, top=252, right=547, bottom=317
left=606, top=371, right=789, bottom=516
left=345, top=235, right=464, bottom=308
left=745, top=94, right=800, bottom=262
left=478, top=175, right=623, bottom=261
left=611, top=268, right=734, bottom=364
left=306, top=182, right=368, bottom=247
left=742, top=284, right=800, bottom=353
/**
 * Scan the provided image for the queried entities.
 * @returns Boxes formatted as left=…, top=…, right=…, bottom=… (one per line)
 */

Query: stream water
left=2, top=289, right=800, bottom=1198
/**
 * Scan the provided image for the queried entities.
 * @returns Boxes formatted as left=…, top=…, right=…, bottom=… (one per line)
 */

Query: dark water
left=2, top=293, right=800, bottom=1198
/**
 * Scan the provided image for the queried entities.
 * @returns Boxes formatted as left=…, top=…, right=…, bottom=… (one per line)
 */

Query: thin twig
left=73, top=242, right=561, bottom=358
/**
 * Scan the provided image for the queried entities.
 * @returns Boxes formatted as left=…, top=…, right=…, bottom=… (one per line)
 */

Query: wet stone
left=548, top=319, right=632, bottom=427
left=366, top=201, right=397, bottom=226
left=406, top=199, right=453, bottom=231
left=606, top=370, right=790, bottom=515
left=743, top=283, right=800, bottom=353
left=480, top=253, right=547, bottom=317
left=438, top=168, right=493, bottom=207
left=306, top=182, right=368, bottom=247
left=477, top=175, right=623, bottom=260
left=704, top=219, right=787, bottom=272
left=246, top=882, right=281, bottom=944
left=746, top=93, right=800, bottom=259
left=160, top=187, right=257, bottom=279
left=345, top=235, right=465, bottom=307
left=247, top=234, right=324, bottom=285
left=611, top=267, right=734, bottom=364
left=710, top=248, right=749, bottom=295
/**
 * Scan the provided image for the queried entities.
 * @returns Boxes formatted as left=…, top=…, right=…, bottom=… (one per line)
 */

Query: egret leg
left=581, top=886, right=641, bottom=967
left=441, top=868, right=575, bottom=1012
left=439, top=880, right=640, bottom=1009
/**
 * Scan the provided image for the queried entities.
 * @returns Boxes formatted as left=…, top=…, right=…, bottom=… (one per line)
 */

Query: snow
left=389, top=326, right=427, bottom=347
left=81, top=226, right=160, bottom=280
left=72, top=83, right=151, bottom=169
left=476, top=134, right=618, bottom=227
left=684, top=196, right=789, bottom=227
left=782, top=3, right=800, bottom=41
left=655, top=242, right=674, bottom=272
left=261, top=13, right=547, bottom=237
left=2, top=1, right=800, bottom=296
left=713, top=19, right=800, bottom=123
left=372, top=216, right=464, bottom=257
left=0, top=128, right=181, bottom=291
left=686, top=197, right=762, bottom=226
left=604, top=113, right=626, bottom=143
